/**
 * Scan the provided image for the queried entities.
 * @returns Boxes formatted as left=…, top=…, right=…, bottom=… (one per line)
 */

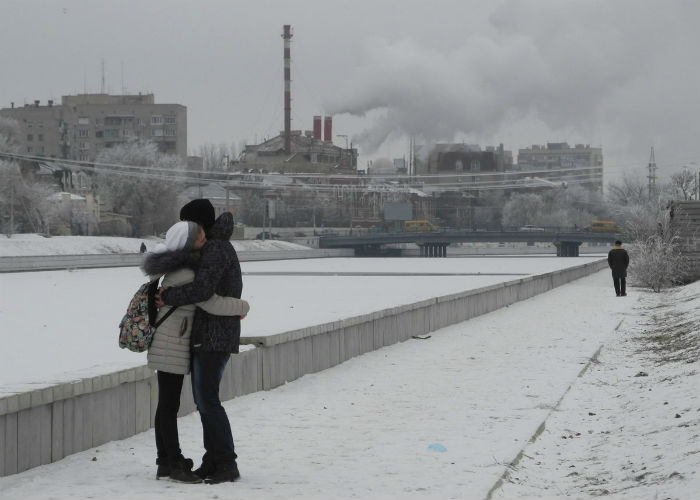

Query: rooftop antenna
left=100, top=58, right=105, bottom=94
left=121, top=61, right=127, bottom=95
left=647, top=146, right=657, bottom=197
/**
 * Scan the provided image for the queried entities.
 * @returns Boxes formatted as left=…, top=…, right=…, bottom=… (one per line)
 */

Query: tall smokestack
left=313, top=115, right=322, bottom=140
left=324, top=116, right=332, bottom=142
left=282, top=25, right=293, bottom=154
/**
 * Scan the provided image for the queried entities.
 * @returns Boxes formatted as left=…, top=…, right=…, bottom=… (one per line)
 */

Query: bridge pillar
left=555, top=241, right=582, bottom=257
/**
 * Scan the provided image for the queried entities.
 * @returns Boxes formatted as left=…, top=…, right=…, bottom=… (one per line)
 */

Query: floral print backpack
left=118, top=279, right=177, bottom=352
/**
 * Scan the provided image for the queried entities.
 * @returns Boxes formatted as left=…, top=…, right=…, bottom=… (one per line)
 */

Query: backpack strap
left=146, top=278, right=179, bottom=328
left=154, top=305, right=178, bottom=328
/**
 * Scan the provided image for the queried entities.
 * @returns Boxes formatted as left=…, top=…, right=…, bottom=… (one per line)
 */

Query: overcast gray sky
left=1, top=0, right=698, bottom=182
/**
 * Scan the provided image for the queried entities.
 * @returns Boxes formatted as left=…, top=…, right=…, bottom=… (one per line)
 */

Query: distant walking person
left=140, top=242, right=147, bottom=253
left=608, top=240, right=630, bottom=297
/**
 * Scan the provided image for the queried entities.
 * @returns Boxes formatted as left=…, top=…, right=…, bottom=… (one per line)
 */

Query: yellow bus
left=404, top=220, right=438, bottom=232
left=588, top=220, right=619, bottom=232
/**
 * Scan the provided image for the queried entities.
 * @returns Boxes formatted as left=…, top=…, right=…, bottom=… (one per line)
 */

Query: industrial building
left=240, top=115, right=357, bottom=173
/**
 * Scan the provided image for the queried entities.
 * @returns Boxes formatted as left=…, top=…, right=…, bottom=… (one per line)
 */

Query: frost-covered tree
left=501, top=193, right=546, bottom=228
left=95, top=140, right=182, bottom=236
left=669, top=169, right=697, bottom=201
left=197, top=142, right=238, bottom=171
left=606, top=169, right=694, bottom=291
left=627, top=211, right=690, bottom=291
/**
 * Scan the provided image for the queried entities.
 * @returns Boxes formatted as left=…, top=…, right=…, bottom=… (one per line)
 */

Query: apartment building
left=516, top=142, right=603, bottom=170
left=0, top=93, right=187, bottom=162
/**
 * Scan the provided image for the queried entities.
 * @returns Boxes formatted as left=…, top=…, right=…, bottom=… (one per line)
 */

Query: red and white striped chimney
left=313, top=115, right=322, bottom=140
left=323, top=116, right=332, bottom=142
left=282, top=25, right=293, bottom=154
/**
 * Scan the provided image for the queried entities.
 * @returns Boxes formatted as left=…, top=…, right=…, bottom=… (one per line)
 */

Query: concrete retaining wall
left=0, top=258, right=607, bottom=477
left=0, top=249, right=353, bottom=273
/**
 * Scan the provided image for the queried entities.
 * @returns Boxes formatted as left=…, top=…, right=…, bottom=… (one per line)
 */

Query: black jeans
left=613, top=276, right=626, bottom=296
left=191, top=351, right=237, bottom=469
left=155, top=371, right=185, bottom=466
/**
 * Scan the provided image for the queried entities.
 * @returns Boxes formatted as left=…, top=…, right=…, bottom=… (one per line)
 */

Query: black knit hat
left=180, top=199, right=215, bottom=230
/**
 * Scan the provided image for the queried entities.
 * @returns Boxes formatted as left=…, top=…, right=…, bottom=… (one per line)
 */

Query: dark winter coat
left=161, top=212, right=244, bottom=353
left=141, top=248, right=249, bottom=373
left=607, top=246, right=630, bottom=278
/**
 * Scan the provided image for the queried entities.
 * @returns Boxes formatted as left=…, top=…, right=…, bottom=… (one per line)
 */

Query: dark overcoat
left=607, top=247, right=630, bottom=278
left=161, top=212, right=243, bottom=353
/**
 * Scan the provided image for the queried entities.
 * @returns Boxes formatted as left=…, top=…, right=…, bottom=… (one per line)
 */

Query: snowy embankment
left=0, top=233, right=311, bottom=256
left=0, top=272, right=696, bottom=499
left=496, top=280, right=700, bottom=499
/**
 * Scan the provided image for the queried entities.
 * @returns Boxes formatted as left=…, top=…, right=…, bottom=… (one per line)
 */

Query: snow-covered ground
left=0, top=255, right=603, bottom=391
left=0, top=271, right=697, bottom=499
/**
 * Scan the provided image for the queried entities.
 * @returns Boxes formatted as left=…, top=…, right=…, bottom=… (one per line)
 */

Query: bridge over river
left=319, top=229, right=620, bottom=257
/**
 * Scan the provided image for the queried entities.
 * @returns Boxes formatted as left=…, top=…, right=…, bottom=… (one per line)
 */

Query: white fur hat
left=151, top=221, right=200, bottom=254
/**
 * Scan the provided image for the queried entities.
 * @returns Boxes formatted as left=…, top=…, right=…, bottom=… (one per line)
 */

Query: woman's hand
left=155, top=287, right=165, bottom=308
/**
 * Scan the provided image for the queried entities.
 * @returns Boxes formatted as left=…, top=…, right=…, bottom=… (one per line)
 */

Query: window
left=78, top=129, right=89, bottom=137
left=151, top=116, right=163, bottom=125
left=27, top=134, right=33, bottom=141
left=79, top=154, right=89, bottom=162
left=470, top=160, right=480, bottom=172
left=27, top=146, right=33, bottom=153
left=78, top=117, right=89, bottom=125
left=104, top=117, right=122, bottom=126
left=136, top=118, right=143, bottom=125
left=104, top=129, right=119, bottom=138
left=151, top=129, right=164, bottom=137
left=79, top=142, right=89, bottom=150
left=95, top=131, right=104, bottom=138
left=123, top=129, right=130, bottom=137
left=164, top=116, right=176, bottom=124
left=38, top=134, right=44, bottom=141
left=164, top=128, right=176, bottom=136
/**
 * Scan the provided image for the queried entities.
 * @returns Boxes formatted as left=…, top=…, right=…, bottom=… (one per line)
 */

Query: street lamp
left=336, top=134, right=348, bottom=167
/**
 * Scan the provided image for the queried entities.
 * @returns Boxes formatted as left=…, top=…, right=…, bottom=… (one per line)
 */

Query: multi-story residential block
left=0, top=93, right=187, bottom=162
left=515, top=142, right=603, bottom=191
left=516, top=142, right=603, bottom=171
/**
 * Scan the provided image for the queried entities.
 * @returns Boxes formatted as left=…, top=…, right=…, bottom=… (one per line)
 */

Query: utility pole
left=647, top=147, right=657, bottom=198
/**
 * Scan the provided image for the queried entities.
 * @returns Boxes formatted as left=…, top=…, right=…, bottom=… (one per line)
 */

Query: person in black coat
left=157, top=199, right=244, bottom=484
left=608, top=240, right=630, bottom=296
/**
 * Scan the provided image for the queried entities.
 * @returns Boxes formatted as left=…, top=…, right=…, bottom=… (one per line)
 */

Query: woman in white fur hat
left=141, top=221, right=250, bottom=483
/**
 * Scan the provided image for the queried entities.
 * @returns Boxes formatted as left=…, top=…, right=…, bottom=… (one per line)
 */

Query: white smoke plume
left=323, top=0, right=699, bottom=168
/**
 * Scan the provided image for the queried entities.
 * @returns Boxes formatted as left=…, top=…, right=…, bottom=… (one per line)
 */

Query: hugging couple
left=141, top=199, right=249, bottom=484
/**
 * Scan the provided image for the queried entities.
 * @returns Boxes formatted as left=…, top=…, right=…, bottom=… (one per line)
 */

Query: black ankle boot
left=169, top=458, right=202, bottom=484
left=156, top=457, right=194, bottom=479
left=204, top=464, right=240, bottom=484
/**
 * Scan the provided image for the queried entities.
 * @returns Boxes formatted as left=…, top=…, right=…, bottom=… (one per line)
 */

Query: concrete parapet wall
left=0, top=249, right=354, bottom=273
left=0, top=258, right=607, bottom=476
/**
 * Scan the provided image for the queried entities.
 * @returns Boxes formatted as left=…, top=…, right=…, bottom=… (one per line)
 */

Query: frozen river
left=0, top=255, right=603, bottom=392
